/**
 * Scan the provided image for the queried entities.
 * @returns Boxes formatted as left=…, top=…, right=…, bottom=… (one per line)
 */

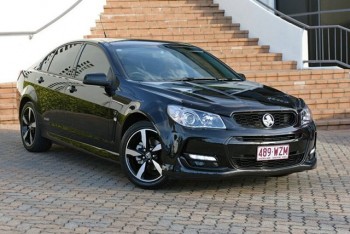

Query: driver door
left=64, top=43, right=115, bottom=150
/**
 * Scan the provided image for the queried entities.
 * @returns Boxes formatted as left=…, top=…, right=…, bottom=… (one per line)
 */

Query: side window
left=74, top=44, right=111, bottom=81
left=48, top=43, right=82, bottom=76
left=40, top=51, right=55, bottom=72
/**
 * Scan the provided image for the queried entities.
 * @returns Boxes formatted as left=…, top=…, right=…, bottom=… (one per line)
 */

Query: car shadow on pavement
left=38, top=144, right=274, bottom=191
left=1, top=128, right=315, bottom=192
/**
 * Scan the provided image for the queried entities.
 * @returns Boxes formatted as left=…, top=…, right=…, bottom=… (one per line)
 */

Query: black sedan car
left=17, top=39, right=317, bottom=189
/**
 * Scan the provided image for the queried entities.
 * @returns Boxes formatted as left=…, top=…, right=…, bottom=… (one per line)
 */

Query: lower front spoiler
left=164, top=155, right=317, bottom=180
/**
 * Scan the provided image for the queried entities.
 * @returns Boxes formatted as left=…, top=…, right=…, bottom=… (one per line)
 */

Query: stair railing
left=255, top=0, right=350, bottom=69
left=0, top=0, right=83, bottom=39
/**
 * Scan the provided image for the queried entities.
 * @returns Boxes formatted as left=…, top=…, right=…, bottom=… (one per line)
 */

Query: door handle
left=68, top=85, right=77, bottom=93
left=36, top=77, right=44, bottom=84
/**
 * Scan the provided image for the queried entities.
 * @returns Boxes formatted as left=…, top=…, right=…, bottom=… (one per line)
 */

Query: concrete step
left=0, top=82, right=18, bottom=125
left=0, top=83, right=17, bottom=92
left=100, top=14, right=233, bottom=23
left=187, top=38, right=260, bottom=46
left=214, top=53, right=282, bottom=62
left=228, top=61, right=297, bottom=71
left=106, top=0, right=214, bottom=2
left=312, top=108, right=350, bottom=121
left=93, top=21, right=241, bottom=31
left=244, top=69, right=350, bottom=82
left=0, top=114, right=18, bottom=125
left=103, top=5, right=223, bottom=13
left=87, top=34, right=261, bottom=47
left=88, top=34, right=250, bottom=41
left=103, top=8, right=226, bottom=16
left=316, top=118, right=350, bottom=130
left=261, top=77, right=350, bottom=91
left=106, top=0, right=217, bottom=7
left=287, top=87, right=350, bottom=101
left=90, top=29, right=249, bottom=39
left=204, top=45, right=270, bottom=54
left=0, top=92, right=17, bottom=104
left=307, top=97, right=350, bottom=110
left=0, top=103, right=17, bottom=115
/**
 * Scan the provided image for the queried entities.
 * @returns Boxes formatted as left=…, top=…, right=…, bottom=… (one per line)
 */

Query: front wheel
left=120, top=121, right=168, bottom=189
left=20, top=102, right=52, bottom=152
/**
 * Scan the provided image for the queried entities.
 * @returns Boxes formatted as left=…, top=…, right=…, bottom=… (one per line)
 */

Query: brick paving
left=0, top=126, right=349, bottom=233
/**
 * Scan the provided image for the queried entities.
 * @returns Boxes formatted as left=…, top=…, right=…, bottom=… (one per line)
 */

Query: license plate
left=257, top=145, right=289, bottom=161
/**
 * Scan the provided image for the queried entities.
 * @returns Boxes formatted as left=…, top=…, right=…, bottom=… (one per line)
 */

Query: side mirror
left=237, top=73, right=246, bottom=81
left=83, top=73, right=111, bottom=87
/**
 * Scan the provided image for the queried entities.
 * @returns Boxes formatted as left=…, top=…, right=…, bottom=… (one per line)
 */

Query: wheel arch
left=18, top=85, right=38, bottom=117
left=121, top=112, right=150, bottom=138
left=19, top=96, right=36, bottom=119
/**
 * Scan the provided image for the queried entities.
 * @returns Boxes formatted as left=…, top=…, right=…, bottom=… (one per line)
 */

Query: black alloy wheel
left=121, top=121, right=167, bottom=189
left=20, top=102, right=52, bottom=152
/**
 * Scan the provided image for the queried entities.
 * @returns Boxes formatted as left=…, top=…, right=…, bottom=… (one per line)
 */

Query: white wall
left=0, top=0, right=106, bottom=83
left=214, top=0, right=308, bottom=69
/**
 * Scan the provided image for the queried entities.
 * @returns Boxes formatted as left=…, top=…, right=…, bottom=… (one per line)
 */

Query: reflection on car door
left=64, top=43, right=115, bottom=150
left=38, top=43, right=82, bottom=137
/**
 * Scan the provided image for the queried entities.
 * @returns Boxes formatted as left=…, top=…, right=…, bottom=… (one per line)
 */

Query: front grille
left=236, top=134, right=302, bottom=142
left=231, top=153, right=304, bottom=169
left=233, top=112, right=297, bottom=129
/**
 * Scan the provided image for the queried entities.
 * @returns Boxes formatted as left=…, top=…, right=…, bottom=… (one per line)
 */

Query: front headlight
left=301, top=105, right=313, bottom=125
left=167, top=105, right=226, bottom=129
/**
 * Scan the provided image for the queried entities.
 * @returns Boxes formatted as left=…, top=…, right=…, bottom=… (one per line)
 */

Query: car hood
left=138, top=80, right=301, bottom=116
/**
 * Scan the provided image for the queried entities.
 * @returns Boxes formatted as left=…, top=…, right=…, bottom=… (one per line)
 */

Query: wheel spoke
left=152, top=143, right=162, bottom=152
left=28, top=108, right=33, bottom=123
left=22, top=115, right=29, bottom=125
left=29, top=130, right=34, bottom=145
left=152, top=160, right=162, bottom=176
left=23, top=129, right=29, bottom=141
left=30, top=122, right=37, bottom=129
left=140, top=129, right=147, bottom=149
left=136, top=162, right=147, bottom=179
left=126, top=148, right=142, bottom=157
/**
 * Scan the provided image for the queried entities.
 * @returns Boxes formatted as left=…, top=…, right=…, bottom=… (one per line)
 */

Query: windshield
left=112, top=43, right=242, bottom=82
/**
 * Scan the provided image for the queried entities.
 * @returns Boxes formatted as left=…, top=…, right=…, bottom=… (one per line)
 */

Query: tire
left=20, top=102, right=52, bottom=152
left=120, top=121, right=168, bottom=189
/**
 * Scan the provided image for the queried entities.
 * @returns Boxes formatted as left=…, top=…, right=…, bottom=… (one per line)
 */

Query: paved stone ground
left=0, top=126, right=349, bottom=233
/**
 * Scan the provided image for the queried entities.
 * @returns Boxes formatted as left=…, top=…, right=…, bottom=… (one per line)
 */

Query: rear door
left=64, top=43, right=115, bottom=150
left=36, top=42, right=83, bottom=137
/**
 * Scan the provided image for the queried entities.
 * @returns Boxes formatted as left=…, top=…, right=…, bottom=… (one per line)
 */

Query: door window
left=48, top=43, right=82, bottom=76
left=40, top=51, right=55, bottom=72
left=74, top=44, right=111, bottom=81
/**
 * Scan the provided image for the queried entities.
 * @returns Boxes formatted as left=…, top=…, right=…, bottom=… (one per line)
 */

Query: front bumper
left=162, top=123, right=317, bottom=179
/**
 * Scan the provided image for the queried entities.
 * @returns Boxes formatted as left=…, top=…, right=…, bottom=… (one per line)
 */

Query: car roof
left=70, top=38, right=193, bottom=47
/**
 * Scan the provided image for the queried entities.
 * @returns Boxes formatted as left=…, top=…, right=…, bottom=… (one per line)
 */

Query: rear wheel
left=120, top=121, right=167, bottom=189
left=20, top=102, right=52, bottom=152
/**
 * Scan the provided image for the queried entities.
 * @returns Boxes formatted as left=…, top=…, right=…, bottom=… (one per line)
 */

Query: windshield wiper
left=173, top=77, right=218, bottom=82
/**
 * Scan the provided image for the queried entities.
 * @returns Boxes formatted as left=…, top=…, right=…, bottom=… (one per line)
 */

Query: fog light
left=308, top=147, right=316, bottom=160
left=188, top=154, right=217, bottom=162
left=310, top=148, right=316, bottom=155
left=193, top=161, right=206, bottom=167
